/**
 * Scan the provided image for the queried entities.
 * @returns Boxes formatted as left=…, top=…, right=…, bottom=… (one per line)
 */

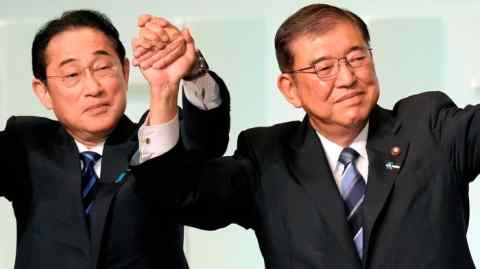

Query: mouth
left=334, top=91, right=364, bottom=104
left=84, top=103, right=110, bottom=115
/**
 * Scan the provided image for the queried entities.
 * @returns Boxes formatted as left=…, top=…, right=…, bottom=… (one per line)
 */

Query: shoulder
left=385, top=91, right=469, bottom=144
left=6, top=115, right=59, bottom=130
left=236, top=121, right=301, bottom=156
left=241, top=121, right=300, bottom=141
left=393, top=91, right=455, bottom=114
left=388, top=91, right=459, bottom=125
left=4, top=115, right=60, bottom=139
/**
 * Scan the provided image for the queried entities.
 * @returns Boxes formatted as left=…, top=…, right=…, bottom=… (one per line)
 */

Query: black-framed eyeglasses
left=285, top=47, right=373, bottom=80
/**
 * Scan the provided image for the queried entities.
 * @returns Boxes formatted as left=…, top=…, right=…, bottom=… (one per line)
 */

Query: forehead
left=289, top=21, right=366, bottom=64
left=45, top=27, right=117, bottom=67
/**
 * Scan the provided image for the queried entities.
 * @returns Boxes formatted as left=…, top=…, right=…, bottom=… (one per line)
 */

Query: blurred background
left=2, top=0, right=480, bottom=268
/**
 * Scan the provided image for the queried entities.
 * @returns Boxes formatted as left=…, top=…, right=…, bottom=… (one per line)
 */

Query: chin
left=341, top=120, right=360, bottom=129
left=342, top=113, right=368, bottom=129
left=87, top=117, right=119, bottom=135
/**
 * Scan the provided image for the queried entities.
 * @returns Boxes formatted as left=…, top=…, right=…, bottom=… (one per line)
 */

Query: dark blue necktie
left=79, top=151, right=101, bottom=215
left=339, top=147, right=366, bottom=259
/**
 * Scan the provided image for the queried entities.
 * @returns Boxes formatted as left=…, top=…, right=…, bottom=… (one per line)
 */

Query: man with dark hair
left=31, top=9, right=127, bottom=82
left=0, top=9, right=229, bottom=269
left=134, top=3, right=479, bottom=269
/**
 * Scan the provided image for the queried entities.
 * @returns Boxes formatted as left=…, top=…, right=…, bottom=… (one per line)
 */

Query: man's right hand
left=132, top=15, right=197, bottom=125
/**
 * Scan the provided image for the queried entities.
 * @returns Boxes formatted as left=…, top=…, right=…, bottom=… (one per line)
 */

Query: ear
left=32, top=78, right=53, bottom=110
left=122, top=58, right=130, bottom=87
left=277, top=73, right=302, bottom=108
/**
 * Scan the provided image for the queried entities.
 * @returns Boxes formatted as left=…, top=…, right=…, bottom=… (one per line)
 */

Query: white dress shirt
left=75, top=140, right=104, bottom=178
left=137, top=73, right=222, bottom=163
left=316, top=123, right=369, bottom=190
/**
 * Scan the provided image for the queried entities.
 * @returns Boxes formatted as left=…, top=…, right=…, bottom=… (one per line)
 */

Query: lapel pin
left=390, top=146, right=401, bottom=156
left=385, top=161, right=400, bottom=170
left=115, top=169, right=131, bottom=184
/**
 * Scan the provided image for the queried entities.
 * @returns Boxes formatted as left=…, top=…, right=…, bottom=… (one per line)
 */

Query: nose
left=334, top=58, right=356, bottom=88
left=82, top=68, right=103, bottom=96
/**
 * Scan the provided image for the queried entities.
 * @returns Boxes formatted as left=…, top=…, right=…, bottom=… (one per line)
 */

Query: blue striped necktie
left=338, top=147, right=366, bottom=259
left=79, top=151, right=101, bottom=215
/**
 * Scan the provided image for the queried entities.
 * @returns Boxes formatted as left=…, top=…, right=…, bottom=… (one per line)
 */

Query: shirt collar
left=74, top=139, right=105, bottom=155
left=316, top=122, right=369, bottom=173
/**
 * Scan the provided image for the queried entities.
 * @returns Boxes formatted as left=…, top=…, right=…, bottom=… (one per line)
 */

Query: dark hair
left=274, top=4, right=370, bottom=73
left=31, top=9, right=126, bottom=81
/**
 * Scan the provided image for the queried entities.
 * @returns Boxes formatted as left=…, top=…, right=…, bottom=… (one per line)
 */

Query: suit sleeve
left=132, top=130, right=257, bottom=230
left=424, top=92, right=480, bottom=182
left=180, top=71, right=230, bottom=158
left=0, top=128, right=7, bottom=198
left=0, top=116, right=28, bottom=201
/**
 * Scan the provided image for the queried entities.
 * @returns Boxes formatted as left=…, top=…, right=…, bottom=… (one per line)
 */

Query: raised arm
left=132, top=15, right=230, bottom=161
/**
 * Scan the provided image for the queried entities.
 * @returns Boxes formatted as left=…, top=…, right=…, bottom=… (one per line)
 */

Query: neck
left=310, top=118, right=367, bottom=148
left=67, top=130, right=108, bottom=149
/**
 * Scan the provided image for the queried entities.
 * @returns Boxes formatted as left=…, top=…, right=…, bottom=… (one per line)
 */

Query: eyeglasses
left=46, top=61, right=119, bottom=88
left=285, top=47, right=373, bottom=80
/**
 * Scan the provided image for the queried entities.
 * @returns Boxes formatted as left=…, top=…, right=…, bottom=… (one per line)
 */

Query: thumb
left=181, top=28, right=196, bottom=55
left=181, top=28, right=194, bottom=46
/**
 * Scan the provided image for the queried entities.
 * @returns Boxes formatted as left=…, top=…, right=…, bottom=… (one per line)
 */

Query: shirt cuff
left=137, top=113, right=180, bottom=164
left=182, top=73, right=222, bottom=110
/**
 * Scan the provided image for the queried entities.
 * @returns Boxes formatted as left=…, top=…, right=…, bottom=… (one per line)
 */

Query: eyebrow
left=310, top=46, right=366, bottom=65
left=57, top=50, right=113, bottom=67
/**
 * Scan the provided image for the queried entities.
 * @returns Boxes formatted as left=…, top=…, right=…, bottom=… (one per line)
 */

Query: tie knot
left=80, top=151, right=101, bottom=169
left=339, top=147, right=359, bottom=166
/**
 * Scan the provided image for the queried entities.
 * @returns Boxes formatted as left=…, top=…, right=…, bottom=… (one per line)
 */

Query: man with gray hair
left=134, top=3, right=479, bottom=269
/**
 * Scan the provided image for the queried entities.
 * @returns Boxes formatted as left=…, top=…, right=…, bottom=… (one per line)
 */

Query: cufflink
left=140, top=137, right=150, bottom=144
left=184, top=50, right=209, bottom=81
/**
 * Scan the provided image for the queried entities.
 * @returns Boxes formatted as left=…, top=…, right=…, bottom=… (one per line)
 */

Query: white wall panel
left=2, top=1, right=480, bottom=268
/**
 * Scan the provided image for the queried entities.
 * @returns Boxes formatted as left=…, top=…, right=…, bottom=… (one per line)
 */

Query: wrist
left=149, top=100, right=178, bottom=125
left=183, top=50, right=209, bottom=81
left=149, top=82, right=179, bottom=98
left=149, top=84, right=179, bottom=125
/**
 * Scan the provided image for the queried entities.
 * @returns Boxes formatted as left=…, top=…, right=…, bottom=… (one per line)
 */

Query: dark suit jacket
left=134, top=91, right=479, bottom=269
left=0, top=72, right=230, bottom=269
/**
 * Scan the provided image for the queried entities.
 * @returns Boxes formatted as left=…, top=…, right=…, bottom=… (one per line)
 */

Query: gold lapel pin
left=390, top=146, right=401, bottom=156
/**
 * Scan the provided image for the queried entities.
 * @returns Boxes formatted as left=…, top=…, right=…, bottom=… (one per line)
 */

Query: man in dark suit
left=0, top=10, right=229, bottom=269
left=133, top=3, right=480, bottom=269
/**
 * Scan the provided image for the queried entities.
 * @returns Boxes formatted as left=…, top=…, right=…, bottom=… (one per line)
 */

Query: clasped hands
left=132, top=14, right=197, bottom=124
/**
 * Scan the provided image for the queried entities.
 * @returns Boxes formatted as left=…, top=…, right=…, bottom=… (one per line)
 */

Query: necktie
left=338, top=147, right=366, bottom=259
left=79, top=151, right=101, bottom=215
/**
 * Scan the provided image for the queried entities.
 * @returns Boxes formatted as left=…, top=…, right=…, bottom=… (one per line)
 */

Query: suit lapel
left=287, top=118, right=361, bottom=266
left=363, top=106, right=409, bottom=261
left=51, top=125, right=91, bottom=254
left=89, top=115, right=138, bottom=266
